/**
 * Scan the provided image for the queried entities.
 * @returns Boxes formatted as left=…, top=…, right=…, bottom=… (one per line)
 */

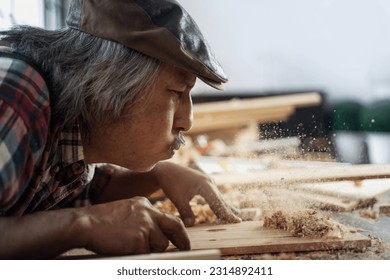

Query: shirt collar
left=58, top=123, right=84, bottom=166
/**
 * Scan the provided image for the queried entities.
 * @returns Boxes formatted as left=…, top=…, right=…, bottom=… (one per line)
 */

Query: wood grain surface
left=174, top=221, right=371, bottom=256
left=211, top=164, right=390, bottom=187
left=62, top=221, right=371, bottom=259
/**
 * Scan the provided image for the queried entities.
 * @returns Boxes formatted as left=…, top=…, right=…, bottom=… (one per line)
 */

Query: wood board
left=172, top=221, right=371, bottom=256
left=62, top=221, right=370, bottom=259
left=61, top=248, right=221, bottom=260
left=189, top=92, right=322, bottom=134
left=193, top=92, right=321, bottom=114
left=296, top=179, right=390, bottom=200
left=261, top=179, right=390, bottom=212
left=211, top=164, right=390, bottom=187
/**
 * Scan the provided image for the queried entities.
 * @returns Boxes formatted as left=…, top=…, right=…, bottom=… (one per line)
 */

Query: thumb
left=157, top=213, right=190, bottom=251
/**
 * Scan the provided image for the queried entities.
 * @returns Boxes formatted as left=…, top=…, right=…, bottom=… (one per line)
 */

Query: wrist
left=65, top=207, right=91, bottom=249
left=149, top=161, right=170, bottom=185
left=152, top=161, right=177, bottom=175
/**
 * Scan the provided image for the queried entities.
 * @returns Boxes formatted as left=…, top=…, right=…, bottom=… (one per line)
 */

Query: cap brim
left=199, top=76, right=225, bottom=90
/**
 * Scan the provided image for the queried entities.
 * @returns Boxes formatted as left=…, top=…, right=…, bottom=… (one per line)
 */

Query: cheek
left=136, top=102, right=176, bottom=142
left=125, top=94, right=177, bottom=146
left=151, top=98, right=176, bottom=129
left=151, top=107, right=175, bottom=135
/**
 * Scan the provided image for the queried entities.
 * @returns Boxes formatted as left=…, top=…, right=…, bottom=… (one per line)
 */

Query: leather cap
left=66, top=0, right=228, bottom=90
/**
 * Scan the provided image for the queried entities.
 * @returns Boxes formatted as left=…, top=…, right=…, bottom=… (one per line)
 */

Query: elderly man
left=0, top=0, right=240, bottom=259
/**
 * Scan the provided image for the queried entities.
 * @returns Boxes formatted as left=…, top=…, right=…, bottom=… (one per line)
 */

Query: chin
left=131, top=162, right=157, bottom=173
left=125, top=150, right=170, bottom=172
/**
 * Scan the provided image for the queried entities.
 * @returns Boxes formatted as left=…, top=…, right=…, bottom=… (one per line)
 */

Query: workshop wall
left=3, top=0, right=390, bottom=104
left=0, top=0, right=44, bottom=28
left=180, top=0, right=390, bottom=104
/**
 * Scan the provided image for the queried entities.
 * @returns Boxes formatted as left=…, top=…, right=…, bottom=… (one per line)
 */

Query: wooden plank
left=108, top=249, right=221, bottom=260
left=189, top=92, right=322, bottom=135
left=62, top=221, right=370, bottom=258
left=212, top=164, right=390, bottom=187
left=175, top=221, right=371, bottom=256
left=194, top=104, right=294, bottom=117
left=296, top=179, right=390, bottom=200
left=283, top=179, right=390, bottom=211
left=193, top=92, right=322, bottom=114
left=61, top=249, right=221, bottom=260
left=190, top=108, right=294, bottom=134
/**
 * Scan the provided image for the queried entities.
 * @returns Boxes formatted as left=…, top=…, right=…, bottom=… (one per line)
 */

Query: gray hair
left=0, top=26, right=161, bottom=138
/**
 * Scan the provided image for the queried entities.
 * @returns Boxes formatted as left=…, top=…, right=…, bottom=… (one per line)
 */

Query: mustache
left=171, top=132, right=186, bottom=150
left=178, top=132, right=186, bottom=145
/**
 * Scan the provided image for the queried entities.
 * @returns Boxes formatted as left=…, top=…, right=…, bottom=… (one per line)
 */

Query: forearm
left=0, top=208, right=84, bottom=259
left=92, top=162, right=186, bottom=204
left=92, top=165, right=161, bottom=204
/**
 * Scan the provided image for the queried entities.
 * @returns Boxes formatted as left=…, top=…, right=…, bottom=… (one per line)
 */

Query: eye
left=169, top=89, right=184, bottom=96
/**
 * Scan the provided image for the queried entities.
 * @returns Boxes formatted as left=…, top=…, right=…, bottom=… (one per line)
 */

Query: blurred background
left=2, top=0, right=390, bottom=164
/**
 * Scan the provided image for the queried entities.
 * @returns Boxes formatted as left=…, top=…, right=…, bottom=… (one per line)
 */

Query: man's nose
left=176, top=95, right=193, bottom=132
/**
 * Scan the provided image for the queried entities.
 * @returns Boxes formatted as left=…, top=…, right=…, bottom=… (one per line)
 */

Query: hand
left=78, top=196, right=190, bottom=255
left=153, top=162, right=241, bottom=226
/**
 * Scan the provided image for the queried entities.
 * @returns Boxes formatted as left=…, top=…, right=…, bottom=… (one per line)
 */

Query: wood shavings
left=359, top=209, right=379, bottom=219
left=263, top=209, right=344, bottom=238
left=353, top=180, right=363, bottom=187
left=153, top=196, right=217, bottom=225
left=379, top=205, right=390, bottom=216
left=153, top=199, right=178, bottom=215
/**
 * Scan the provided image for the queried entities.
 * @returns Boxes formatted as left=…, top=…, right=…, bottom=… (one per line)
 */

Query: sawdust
left=218, top=183, right=310, bottom=212
left=263, top=209, right=344, bottom=238
left=153, top=182, right=315, bottom=226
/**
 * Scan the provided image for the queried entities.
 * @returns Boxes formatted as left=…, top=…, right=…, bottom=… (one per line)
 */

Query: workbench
left=208, top=163, right=390, bottom=260
left=223, top=189, right=390, bottom=260
left=62, top=177, right=390, bottom=260
left=63, top=91, right=390, bottom=260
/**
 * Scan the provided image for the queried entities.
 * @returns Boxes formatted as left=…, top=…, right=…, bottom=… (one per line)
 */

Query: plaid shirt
left=0, top=48, right=114, bottom=216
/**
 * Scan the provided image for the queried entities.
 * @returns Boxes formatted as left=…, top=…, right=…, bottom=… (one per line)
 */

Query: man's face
left=87, top=64, right=196, bottom=171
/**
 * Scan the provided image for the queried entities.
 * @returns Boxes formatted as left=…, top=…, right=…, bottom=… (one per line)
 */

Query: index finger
left=157, top=212, right=191, bottom=251
left=199, top=184, right=242, bottom=224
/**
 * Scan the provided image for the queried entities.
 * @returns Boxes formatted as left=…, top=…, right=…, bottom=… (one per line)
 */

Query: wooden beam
left=211, top=164, right=390, bottom=187
left=189, top=92, right=322, bottom=135
left=193, top=92, right=322, bottom=114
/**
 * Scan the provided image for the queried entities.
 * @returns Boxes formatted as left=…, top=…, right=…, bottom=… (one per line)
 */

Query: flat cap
left=66, top=0, right=228, bottom=89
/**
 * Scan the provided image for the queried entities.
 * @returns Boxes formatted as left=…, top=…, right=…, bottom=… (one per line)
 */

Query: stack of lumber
left=189, top=92, right=322, bottom=135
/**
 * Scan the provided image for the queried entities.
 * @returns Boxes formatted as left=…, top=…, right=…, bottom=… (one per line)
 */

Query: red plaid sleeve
left=0, top=55, right=50, bottom=212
